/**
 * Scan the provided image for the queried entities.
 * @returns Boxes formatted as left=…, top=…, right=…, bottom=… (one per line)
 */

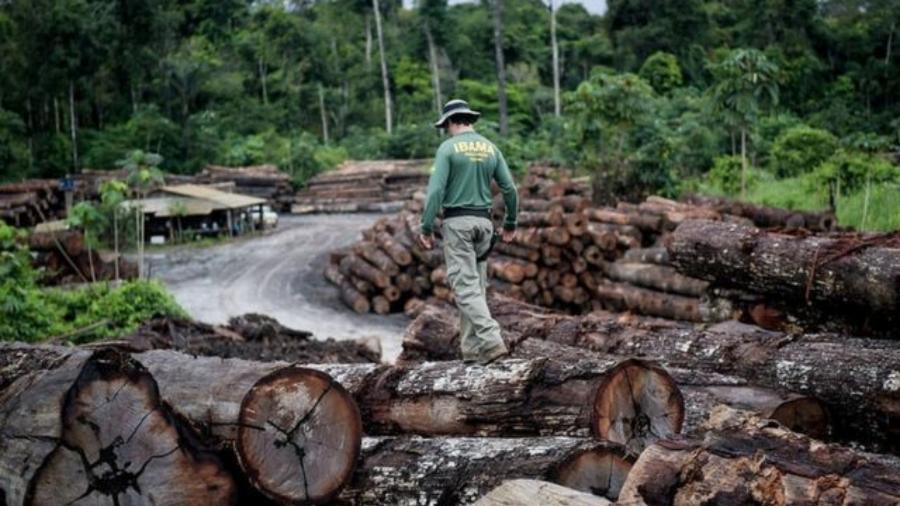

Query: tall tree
left=372, top=0, right=392, bottom=133
left=709, top=49, right=779, bottom=198
left=549, top=0, right=560, bottom=117
left=492, top=0, right=508, bottom=135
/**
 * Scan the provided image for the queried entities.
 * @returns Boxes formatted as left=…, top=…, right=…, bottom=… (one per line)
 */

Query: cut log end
left=238, top=366, right=362, bottom=505
left=591, top=359, right=684, bottom=455
left=26, top=349, right=236, bottom=506
left=552, top=445, right=633, bottom=501
left=769, top=396, right=830, bottom=440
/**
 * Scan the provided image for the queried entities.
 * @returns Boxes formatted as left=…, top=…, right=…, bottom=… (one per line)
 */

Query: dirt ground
left=148, top=214, right=409, bottom=362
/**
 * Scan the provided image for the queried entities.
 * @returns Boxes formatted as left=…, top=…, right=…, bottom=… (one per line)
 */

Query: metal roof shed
left=158, top=184, right=266, bottom=209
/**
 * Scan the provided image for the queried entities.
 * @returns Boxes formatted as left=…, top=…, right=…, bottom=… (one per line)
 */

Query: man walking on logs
left=419, top=99, right=519, bottom=364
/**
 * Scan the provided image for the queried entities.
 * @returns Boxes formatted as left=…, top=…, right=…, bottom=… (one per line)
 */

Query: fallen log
left=353, top=240, right=400, bottom=276
left=669, top=219, right=900, bottom=333
left=493, top=241, right=541, bottom=261
left=338, top=437, right=628, bottom=505
left=0, top=345, right=363, bottom=504
left=585, top=208, right=662, bottom=232
left=605, top=261, right=709, bottom=297
left=339, top=253, right=390, bottom=289
left=683, top=194, right=837, bottom=231
left=618, top=406, right=900, bottom=505
left=622, top=246, right=669, bottom=265
left=0, top=348, right=236, bottom=505
left=512, top=338, right=830, bottom=440
left=595, top=280, right=703, bottom=322
left=474, top=480, right=613, bottom=506
left=374, top=231, right=412, bottom=266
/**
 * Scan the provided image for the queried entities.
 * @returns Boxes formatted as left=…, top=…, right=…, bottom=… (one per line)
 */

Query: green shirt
left=420, top=131, right=518, bottom=235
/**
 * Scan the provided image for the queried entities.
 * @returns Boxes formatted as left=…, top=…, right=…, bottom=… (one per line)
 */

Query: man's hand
left=418, top=233, right=435, bottom=250
left=501, top=229, right=516, bottom=243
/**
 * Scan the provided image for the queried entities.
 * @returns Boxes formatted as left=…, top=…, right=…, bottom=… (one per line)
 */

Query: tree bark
left=339, top=253, right=390, bottom=289
left=0, top=345, right=363, bottom=504
left=618, top=407, right=900, bottom=506
left=550, top=0, right=561, bottom=117
left=424, top=25, right=442, bottom=113
left=68, top=80, right=78, bottom=171
left=0, top=348, right=236, bottom=505
left=399, top=296, right=897, bottom=451
left=595, top=280, right=703, bottom=322
left=604, top=262, right=708, bottom=297
left=475, top=480, right=613, bottom=506
left=338, top=437, right=629, bottom=504
left=372, top=0, right=392, bottom=134
left=668, top=219, right=900, bottom=333
left=318, top=82, right=329, bottom=144
left=492, top=0, right=509, bottom=135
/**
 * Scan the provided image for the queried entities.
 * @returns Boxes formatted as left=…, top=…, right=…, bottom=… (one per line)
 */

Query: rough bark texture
left=337, top=437, right=626, bottom=505
left=618, top=407, right=900, bottom=506
left=474, top=480, right=613, bottom=506
left=669, top=219, right=900, bottom=334
left=399, top=297, right=896, bottom=452
left=0, top=347, right=236, bottom=506
left=595, top=280, right=703, bottom=322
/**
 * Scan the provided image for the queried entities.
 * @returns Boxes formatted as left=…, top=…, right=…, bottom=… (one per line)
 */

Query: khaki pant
left=442, top=216, right=507, bottom=361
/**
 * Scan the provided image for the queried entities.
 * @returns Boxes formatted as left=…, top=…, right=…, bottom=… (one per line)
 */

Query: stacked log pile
left=0, top=179, right=63, bottom=227
left=400, top=294, right=900, bottom=454
left=293, top=159, right=429, bottom=214
left=668, top=219, right=900, bottom=336
left=26, top=228, right=137, bottom=284
left=198, top=164, right=294, bottom=211
left=1, top=342, right=676, bottom=504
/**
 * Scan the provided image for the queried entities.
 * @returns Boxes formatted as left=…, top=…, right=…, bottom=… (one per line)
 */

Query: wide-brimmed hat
left=434, top=99, right=481, bottom=128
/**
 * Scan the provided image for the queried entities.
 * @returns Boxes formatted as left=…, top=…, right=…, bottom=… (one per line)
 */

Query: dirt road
left=148, top=214, right=409, bottom=362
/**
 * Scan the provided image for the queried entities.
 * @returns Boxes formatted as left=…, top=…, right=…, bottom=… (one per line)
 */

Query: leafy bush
left=707, top=155, right=745, bottom=195
left=813, top=150, right=899, bottom=193
left=770, top=125, right=838, bottom=177
left=639, top=52, right=683, bottom=95
left=0, top=222, right=188, bottom=342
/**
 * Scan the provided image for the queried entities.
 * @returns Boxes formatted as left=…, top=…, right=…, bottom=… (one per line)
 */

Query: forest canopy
left=0, top=0, right=898, bottom=227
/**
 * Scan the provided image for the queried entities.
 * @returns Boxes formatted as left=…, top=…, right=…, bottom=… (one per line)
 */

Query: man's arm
left=494, top=151, right=518, bottom=232
left=420, top=145, right=451, bottom=236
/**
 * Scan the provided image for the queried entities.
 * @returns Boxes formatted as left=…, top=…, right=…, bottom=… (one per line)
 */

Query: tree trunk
left=668, top=219, right=900, bottom=333
left=113, top=211, right=120, bottom=281
left=374, top=231, right=412, bottom=265
left=604, top=262, right=708, bottom=297
left=618, top=407, right=900, bottom=506
left=0, top=348, right=236, bottom=505
left=399, top=296, right=898, bottom=452
left=740, top=127, right=747, bottom=199
left=365, top=15, right=373, bottom=71
left=424, top=25, right=442, bottom=113
left=68, top=80, right=78, bottom=171
left=339, top=437, right=630, bottom=504
left=0, top=345, right=363, bottom=504
left=492, top=0, right=509, bottom=135
left=475, top=480, right=613, bottom=506
left=339, top=253, right=391, bottom=288
left=258, top=56, right=268, bottom=105
left=318, top=82, right=329, bottom=144
left=53, top=96, right=60, bottom=134
left=595, top=280, right=704, bottom=322
left=353, top=240, right=400, bottom=276
left=550, top=0, right=561, bottom=117
left=372, top=0, right=392, bottom=134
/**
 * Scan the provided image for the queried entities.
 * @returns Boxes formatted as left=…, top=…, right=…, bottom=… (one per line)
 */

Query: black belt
left=443, top=207, right=492, bottom=220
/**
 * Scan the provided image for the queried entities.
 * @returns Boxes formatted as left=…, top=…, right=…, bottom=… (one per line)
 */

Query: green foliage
left=813, top=150, right=899, bottom=194
left=707, top=155, right=746, bottom=195
left=770, top=125, right=838, bottom=177
left=639, top=52, right=683, bottom=95
left=708, top=49, right=779, bottom=131
left=0, top=222, right=188, bottom=342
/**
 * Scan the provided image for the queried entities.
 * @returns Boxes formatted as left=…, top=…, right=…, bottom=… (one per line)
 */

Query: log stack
left=27, top=228, right=138, bottom=284
left=668, top=219, right=900, bottom=335
left=323, top=165, right=720, bottom=321
left=0, top=179, right=64, bottom=227
left=293, top=159, right=430, bottom=214
left=198, top=164, right=294, bottom=212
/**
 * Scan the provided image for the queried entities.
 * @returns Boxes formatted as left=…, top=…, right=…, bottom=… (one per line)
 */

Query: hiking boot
left=478, top=345, right=509, bottom=365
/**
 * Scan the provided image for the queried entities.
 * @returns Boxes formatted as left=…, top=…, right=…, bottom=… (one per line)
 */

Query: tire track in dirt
left=148, top=214, right=409, bottom=362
